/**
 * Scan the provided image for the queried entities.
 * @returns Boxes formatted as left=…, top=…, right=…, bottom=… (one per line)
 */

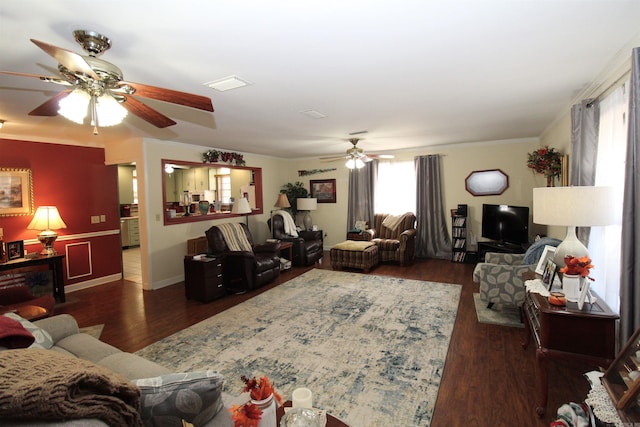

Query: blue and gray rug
left=136, top=269, right=461, bottom=426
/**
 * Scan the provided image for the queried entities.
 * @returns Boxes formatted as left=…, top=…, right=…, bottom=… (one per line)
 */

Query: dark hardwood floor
left=55, top=253, right=597, bottom=426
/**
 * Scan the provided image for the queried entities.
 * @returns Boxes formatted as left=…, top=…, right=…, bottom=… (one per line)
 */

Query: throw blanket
left=216, top=223, right=253, bottom=252
left=382, top=213, right=406, bottom=231
left=274, top=209, right=298, bottom=237
left=0, top=349, right=142, bottom=426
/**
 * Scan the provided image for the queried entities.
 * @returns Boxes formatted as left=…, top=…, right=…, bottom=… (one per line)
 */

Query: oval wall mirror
left=465, top=169, right=509, bottom=196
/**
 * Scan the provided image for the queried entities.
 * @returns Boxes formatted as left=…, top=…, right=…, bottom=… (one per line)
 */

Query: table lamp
left=297, top=198, right=318, bottom=231
left=533, top=186, right=615, bottom=265
left=27, top=206, right=67, bottom=256
left=231, top=197, right=252, bottom=224
left=271, top=193, right=291, bottom=238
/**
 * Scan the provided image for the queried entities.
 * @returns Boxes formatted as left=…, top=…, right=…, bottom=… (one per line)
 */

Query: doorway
left=117, top=164, right=142, bottom=284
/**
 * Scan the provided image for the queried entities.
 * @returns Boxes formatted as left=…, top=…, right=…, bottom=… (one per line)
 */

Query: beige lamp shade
left=27, top=206, right=67, bottom=256
left=533, top=186, right=615, bottom=264
left=231, top=197, right=252, bottom=214
left=28, top=206, right=67, bottom=231
left=274, top=193, right=291, bottom=208
left=297, top=198, right=317, bottom=211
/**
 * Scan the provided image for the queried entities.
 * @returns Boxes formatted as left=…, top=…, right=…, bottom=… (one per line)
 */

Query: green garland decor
left=298, top=168, right=337, bottom=176
left=202, top=149, right=246, bottom=166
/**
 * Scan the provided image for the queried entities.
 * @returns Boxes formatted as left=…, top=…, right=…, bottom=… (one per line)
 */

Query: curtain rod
left=588, top=69, right=631, bottom=106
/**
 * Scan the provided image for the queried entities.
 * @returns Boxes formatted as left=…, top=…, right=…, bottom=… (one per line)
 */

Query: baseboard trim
left=65, top=273, right=122, bottom=293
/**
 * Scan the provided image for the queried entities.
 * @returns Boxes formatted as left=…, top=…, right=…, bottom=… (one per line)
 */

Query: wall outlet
left=90, top=215, right=100, bottom=224
left=100, top=214, right=106, bottom=222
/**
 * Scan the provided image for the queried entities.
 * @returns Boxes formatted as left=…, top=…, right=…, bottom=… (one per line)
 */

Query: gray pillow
left=134, top=371, right=224, bottom=427
left=2, top=313, right=53, bottom=349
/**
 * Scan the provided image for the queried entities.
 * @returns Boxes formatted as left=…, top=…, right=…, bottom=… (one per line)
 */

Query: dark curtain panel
left=347, top=160, right=377, bottom=232
left=414, top=155, right=451, bottom=259
left=620, top=47, right=640, bottom=343
left=570, top=98, right=600, bottom=245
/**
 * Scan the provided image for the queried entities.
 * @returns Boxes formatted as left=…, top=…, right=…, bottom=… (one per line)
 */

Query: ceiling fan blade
left=119, top=81, right=213, bottom=112
left=0, top=71, right=72, bottom=85
left=28, top=90, right=71, bottom=116
left=122, top=95, right=177, bottom=128
left=30, top=39, right=99, bottom=80
left=367, top=154, right=395, bottom=159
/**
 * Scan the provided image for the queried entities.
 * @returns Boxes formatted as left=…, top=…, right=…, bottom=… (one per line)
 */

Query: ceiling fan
left=1, top=30, right=213, bottom=134
left=320, top=138, right=394, bottom=169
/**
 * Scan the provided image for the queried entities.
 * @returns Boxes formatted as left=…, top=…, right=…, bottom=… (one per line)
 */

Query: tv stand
left=477, top=240, right=526, bottom=261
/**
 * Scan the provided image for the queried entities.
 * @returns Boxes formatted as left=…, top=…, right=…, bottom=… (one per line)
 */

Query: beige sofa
left=0, top=314, right=234, bottom=427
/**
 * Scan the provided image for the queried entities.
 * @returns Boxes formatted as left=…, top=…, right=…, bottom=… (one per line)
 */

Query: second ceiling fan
left=320, top=138, right=394, bottom=169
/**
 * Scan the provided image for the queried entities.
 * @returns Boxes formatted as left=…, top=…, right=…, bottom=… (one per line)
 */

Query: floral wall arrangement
left=202, top=149, right=246, bottom=166
left=527, top=145, right=563, bottom=186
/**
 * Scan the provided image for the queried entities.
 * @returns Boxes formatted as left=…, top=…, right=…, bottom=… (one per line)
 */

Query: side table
left=276, top=401, right=350, bottom=427
left=279, top=241, right=293, bottom=263
left=183, top=255, right=224, bottom=302
left=521, top=286, right=618, bottom=417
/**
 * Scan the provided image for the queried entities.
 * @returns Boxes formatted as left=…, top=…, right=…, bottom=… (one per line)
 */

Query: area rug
left=473, top=293, right=523, bottom=328
left=136, top=269, right=461, bottom=427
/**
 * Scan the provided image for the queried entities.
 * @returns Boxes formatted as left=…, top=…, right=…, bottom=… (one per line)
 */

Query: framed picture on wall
left=310, top=179, right=336, bottom=203
left=0, top=168, right=34, bottom=217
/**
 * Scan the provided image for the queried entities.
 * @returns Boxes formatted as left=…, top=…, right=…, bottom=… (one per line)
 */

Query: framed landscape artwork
left=310, top=179, right=336, bottom=203
left=0, top=168, right=34, bottom=217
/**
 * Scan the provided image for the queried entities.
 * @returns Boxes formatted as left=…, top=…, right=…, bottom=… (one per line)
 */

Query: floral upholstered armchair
left=473, top=237, right=561, bottom=309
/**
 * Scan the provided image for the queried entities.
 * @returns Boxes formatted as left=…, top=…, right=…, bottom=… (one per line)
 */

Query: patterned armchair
left=473, top=237, right=561, bottom=309
left=365, top=212, right=416, bottom=266
left=473, top=252, right=534, bottom=308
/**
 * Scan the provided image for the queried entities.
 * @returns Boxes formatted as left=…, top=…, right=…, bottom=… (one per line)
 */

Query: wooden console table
left=0, top=254, right=66, bottom=303
left=522, top=288, right=618, bottom=417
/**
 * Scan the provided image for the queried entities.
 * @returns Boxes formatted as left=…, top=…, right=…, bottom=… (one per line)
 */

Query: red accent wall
left=0, top=138, right=122, bottom=287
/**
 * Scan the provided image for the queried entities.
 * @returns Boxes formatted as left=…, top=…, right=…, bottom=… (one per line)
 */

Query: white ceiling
left=1, top=1, right=640, bottom=159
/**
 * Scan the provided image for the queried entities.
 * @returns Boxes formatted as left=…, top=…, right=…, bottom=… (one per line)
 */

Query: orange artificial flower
left=559, top=255, right=594, bottom=280
left=230, top=375, right=283, bottom=426
left=229, top=403, right=263, bottom=427
left=242, top=375, right=283, bottom=404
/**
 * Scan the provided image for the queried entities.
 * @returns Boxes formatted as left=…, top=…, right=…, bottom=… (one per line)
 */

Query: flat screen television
left=481, top=204, right=530, bottom=246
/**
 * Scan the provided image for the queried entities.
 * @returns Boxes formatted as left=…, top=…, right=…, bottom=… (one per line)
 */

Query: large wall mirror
left=162, top=159, right=263, bottom=225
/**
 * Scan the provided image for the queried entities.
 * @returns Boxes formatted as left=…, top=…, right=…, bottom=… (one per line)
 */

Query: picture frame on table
left=542, top=259, right=558, bottom=290
left=0, top=168, right=34, bottom=217
left=6, top=240, right=24, bottom=260
left=310, top=179, right=336, bottom=203
left=536, top=245, right=557, bottom=275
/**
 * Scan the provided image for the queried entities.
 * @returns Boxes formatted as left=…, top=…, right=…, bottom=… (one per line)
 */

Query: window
left=589, top=80, right=629, bottom=314
left=374, top=161, right=416, bottom=215
left=216, top=168, right=231, bottom=203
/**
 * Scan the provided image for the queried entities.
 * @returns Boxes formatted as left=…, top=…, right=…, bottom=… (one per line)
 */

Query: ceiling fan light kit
left=2, top=29, right=214, bottom=134
left=321, top=137, right=394, bottom=169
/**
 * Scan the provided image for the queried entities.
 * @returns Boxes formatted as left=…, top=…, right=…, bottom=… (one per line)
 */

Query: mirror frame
left=464, top=169, right=509, bottom=196
left=162, top=159, right=263, bottom=225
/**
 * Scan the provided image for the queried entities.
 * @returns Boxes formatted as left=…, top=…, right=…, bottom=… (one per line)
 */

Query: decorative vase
left=562, top=274, right=582, bottom=302
left=546, top=175, right=555, bottom=187
left=198, top=201, right=210, bottom=215
left=252, top=394, right=277, bottom=427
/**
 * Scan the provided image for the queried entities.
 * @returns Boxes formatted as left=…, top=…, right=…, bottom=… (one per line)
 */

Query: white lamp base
left=303, top=211, right=313, bottom=231
left=553, top=226, right=589, bottom=265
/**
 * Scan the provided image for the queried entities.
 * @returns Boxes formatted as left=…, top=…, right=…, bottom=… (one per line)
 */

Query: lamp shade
left=274, top=193, right=291, bottom=208
left=533, top=186, right=615, bottom=227
left=231, top=197, right=252, bottom=214
left=27, top=206, right=67, bottom=231
left=533, top=186, right=615, bottom=265
left=297, top=198, right=317, bottom=211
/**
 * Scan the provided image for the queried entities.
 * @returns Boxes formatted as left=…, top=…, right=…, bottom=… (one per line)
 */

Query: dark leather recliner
left=205, top=223, right=281, bottom=292
left=268, top=214, right=323, bottom=267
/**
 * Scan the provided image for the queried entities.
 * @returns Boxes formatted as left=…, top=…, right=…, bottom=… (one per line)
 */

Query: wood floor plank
left=55, top=254, right=596, bottom=426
